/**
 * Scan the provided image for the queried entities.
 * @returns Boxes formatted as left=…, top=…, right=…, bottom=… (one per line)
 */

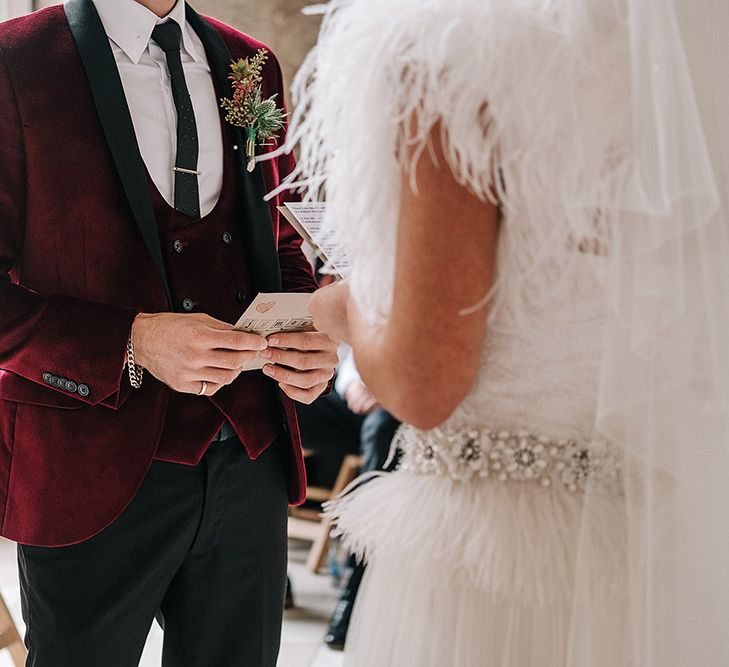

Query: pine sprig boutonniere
left=220, top=49, right=286, bottom=172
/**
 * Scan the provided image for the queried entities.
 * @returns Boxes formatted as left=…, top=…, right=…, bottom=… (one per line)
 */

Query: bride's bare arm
left=347, top=132, right=500, bottom=429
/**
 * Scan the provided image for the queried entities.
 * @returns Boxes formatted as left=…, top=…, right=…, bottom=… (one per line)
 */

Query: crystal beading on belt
left=394, top=424, right=621, bottom=492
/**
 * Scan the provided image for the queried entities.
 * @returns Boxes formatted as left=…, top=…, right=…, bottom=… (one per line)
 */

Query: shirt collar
left=92, top=0, right=206, bottom=65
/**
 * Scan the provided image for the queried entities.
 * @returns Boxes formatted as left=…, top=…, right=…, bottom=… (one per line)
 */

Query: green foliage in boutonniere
left=220, top=49, right=286, bottom=172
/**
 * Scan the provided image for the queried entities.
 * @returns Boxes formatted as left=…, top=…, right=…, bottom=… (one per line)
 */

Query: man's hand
left=259, top=331, right=338, bottom=404
left=345, top=379, right=380, bottom=415
left=132, top=313, right=268, bottom=396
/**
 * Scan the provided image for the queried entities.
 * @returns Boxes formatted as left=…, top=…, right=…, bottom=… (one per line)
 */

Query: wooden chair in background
left=0, top=593, right=25, bottom=666
left=288, top=452, right=364, bottom=573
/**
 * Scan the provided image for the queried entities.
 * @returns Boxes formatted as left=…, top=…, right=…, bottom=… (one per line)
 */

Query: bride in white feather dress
left=276, top=0, right=729, bottom=664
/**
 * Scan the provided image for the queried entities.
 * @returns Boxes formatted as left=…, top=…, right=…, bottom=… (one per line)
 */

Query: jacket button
left=222, top=232, right=232, bottom=245
left=78, top=384, right=90, bottom=397
left=173, top=240, right=183, bottom=253
left=66, top=381, right=78, bottom=394
left=49, top=376, right=59, bottom=387
left=57, top=378, right=68, bottom=390
left=236, top=290, right=247, bottom=304
left=182, top=298, right=194, bottom=312
left=42, top=372, right=52, bottom=384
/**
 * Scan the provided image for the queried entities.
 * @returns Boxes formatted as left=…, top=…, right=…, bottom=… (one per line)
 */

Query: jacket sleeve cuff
left=7, top=294, right=141, bottom=409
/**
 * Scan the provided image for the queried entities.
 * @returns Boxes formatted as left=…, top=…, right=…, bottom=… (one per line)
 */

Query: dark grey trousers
left=18, top=435, right=289, bottom=667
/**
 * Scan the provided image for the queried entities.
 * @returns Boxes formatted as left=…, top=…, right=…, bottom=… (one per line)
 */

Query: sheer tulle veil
left=575, top=0, right=729, bottom=663
left=275, top=0, right=729, bottom=662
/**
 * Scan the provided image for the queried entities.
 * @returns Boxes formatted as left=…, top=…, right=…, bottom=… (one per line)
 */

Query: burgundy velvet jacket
left=0, top=0, right=314, bottom=546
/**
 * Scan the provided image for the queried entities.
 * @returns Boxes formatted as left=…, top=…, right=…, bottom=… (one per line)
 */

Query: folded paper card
left=234, top=292, right=315, bottom=370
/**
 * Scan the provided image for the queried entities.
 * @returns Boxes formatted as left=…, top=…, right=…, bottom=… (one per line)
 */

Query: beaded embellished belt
left=394, top=424, right=621, bottom=493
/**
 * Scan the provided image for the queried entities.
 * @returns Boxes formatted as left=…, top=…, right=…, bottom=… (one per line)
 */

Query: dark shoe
left=325, top=563, right=365, bottom=650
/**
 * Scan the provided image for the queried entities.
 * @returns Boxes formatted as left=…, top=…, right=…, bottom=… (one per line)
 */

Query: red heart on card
left=256, top=302, right=275, bottom=314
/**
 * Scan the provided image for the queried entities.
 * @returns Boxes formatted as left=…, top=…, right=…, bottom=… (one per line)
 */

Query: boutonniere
left=220, top=49, right=287, bottom=173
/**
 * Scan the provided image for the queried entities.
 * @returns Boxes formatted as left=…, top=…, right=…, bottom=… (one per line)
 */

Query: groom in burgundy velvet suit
left=0, top=0, right=337, bottom=664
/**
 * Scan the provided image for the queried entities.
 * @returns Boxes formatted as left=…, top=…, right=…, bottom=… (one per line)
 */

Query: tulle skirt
left=328, top=471, right=631, bottom=667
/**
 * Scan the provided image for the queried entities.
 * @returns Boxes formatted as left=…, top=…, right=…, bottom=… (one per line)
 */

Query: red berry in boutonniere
left=220, top=49, right=287, bottom=172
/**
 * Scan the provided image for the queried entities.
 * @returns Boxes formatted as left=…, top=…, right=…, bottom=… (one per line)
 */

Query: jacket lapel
left=185, top=5, right=283, bottom=293
left=64, top=0, right=173, bottom=306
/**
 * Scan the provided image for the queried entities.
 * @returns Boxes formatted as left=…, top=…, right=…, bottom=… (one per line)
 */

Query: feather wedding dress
left=277, top=0, right=729, bottom=664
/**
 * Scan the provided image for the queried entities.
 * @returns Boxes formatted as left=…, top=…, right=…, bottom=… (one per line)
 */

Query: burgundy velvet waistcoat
left=152, top=109, right=282, bottom=465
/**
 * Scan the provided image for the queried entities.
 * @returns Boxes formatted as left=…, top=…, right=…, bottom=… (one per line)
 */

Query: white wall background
left=0, top=0, right=32, bottom=20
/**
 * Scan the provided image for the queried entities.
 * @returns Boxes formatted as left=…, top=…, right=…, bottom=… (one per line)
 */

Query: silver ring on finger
left=197, top=381, right=208, bottom=396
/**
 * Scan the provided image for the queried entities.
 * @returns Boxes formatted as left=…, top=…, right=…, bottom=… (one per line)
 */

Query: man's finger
left=197, top=367, right=242, bottom=386
left=205, top=349, right=261, bottom=370
left=180, top=380, right=223, bottom=396
left=259, top=347, right=337, bottom=371
left=202, top=328, right=268, bottom=352
left=278, top=381, right=328, bottom=404
left=262, top=364, right=333, bottom=389
left=267, top=331, right=336, bottom=352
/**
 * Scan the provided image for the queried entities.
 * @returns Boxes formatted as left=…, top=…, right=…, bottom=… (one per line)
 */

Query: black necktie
left=151, top=21, right=201, bottom=219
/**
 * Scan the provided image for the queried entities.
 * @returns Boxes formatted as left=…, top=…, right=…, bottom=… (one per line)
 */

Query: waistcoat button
left=182, top=298, right=194, bottom=312
left=173, top=240, right=183, bottom=253
left=236, top=290, right=247, bottom=304
left=222, top=232, right=232, bottom=245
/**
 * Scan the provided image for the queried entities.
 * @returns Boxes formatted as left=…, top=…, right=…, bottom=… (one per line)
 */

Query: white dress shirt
left=92, top=0, right=224, bottom=217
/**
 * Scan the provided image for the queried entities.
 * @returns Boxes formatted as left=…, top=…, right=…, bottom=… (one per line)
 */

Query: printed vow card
left=277, top=203, right=353, bottom=278
left=234, top=292, right=315, bottom=370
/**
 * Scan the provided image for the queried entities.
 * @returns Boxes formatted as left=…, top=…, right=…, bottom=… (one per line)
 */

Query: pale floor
left=0, top=537, right=345, bottom=667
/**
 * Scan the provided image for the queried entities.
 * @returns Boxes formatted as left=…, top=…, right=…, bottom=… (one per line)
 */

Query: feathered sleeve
left=283, top=0, right=634, bottom=322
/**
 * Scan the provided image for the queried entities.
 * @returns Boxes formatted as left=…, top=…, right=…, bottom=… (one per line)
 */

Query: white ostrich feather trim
left=280, top=0, right=640, bottom=323
left=325, top=471, right=627, bottom=607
